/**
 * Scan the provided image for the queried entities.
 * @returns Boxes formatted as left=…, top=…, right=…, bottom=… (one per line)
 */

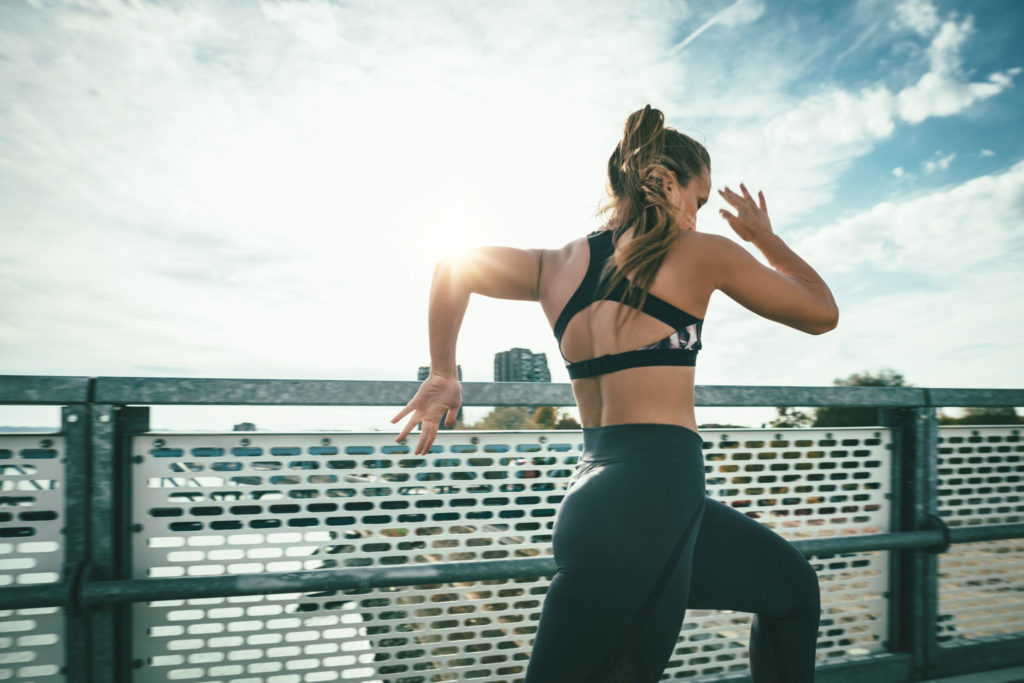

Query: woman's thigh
left=525, top=454, right=706, bottom=682
left=687, top=497, right=820, bottom=618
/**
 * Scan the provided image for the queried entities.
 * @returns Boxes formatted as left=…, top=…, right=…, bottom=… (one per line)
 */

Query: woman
left=391, top=105, right=838, bottom=683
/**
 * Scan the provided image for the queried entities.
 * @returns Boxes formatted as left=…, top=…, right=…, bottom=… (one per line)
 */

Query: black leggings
left=524, top=423, right=821, bottom=683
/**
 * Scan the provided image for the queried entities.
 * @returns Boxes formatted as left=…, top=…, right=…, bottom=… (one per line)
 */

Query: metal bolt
left=67, top=415, right=79, bottom=423
left=240, top=438, right=250, bottom=447
left=40, top=438, right=53, bottom=448
left=470, top=436, right=479, bottom=445
left=538, top=436, right=547, bottom=444
left=131, top=524, right=143, bottom=533
left=153, top=438, right=166, bottom=448
left=321, top=438, right=331, bottom=446
left=132, top=455, right=144, bottom=464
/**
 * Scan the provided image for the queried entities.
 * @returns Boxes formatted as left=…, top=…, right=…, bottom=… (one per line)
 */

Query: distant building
left=494, top=348, right=550, bottom=382
left=416, top=365, right=463, bottom=428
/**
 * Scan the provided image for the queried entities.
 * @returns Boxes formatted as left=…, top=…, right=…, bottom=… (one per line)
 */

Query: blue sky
left=1, top=0, right=1022, bottom=430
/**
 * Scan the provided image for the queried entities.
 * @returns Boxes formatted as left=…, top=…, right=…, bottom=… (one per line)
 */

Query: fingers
left=415, top=420, right=439, bottom=455
left=718, top=187, right=744, bottom=207
left=740, top=183, right=753, bottom=202
left=396, top=413, right=418, bottom=443
left=758, top=190, right=767, bottom=212
left=390, top=404, right=412, bottom=424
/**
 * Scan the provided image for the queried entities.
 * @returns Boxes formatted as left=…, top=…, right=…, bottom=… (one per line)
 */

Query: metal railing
left=0, top=375, right=1022, bottom=682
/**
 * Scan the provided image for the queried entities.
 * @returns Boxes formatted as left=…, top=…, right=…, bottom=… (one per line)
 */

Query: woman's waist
left=580, top=422, right=705, bottom=459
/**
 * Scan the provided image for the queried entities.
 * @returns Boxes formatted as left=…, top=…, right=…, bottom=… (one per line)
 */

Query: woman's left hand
left=390, top=373, right=463, bottom=455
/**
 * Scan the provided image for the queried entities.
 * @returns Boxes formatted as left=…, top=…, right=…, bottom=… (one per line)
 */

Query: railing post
left=88, top=403, right=122, bottom=683
left=114, top=406, right=149, bottom=681
left=61, top=404, right=90, bottom=683
left=80, top=403, right=147, bottom=683
left=882, top=404, right=940, bottom=681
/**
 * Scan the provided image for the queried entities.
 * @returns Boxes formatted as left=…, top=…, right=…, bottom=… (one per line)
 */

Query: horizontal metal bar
left=0, top=375, right=92, bottom=405
left=929, top=388, right=1024, bottom=407
left=695, top=384, right=928, bottom=408
left=711, top=653, right=914, bottom=683
left=948, top=522, right=1024, bottom=544
left=84, top=557, right=557, bottom=605
left=92, top=377, right=578, bottom=406
left=934, top=637, right=1024, bottom=678
left=89, top=377, right=936, bottom=407
left=792, top=530, right=947, bottom=555
left=0, top=583, right=68, bottom=610
left=0, top=375, right=1020, bottom=408
left=6, top=524, right=1022, bottom=609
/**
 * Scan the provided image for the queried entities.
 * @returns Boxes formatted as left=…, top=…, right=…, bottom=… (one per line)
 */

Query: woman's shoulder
left=671, top=229, right=739, bottom=261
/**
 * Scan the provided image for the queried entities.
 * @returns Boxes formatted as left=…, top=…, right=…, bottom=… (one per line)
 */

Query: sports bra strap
left=567, top=348, right=699, bottom=379
left=553, top=230, right=701, bottom=343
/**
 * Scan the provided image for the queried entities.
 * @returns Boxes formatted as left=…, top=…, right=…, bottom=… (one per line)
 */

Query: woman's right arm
left=708, top=184, right=838, bottom=334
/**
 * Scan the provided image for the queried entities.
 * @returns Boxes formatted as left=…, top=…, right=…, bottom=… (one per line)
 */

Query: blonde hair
left=599, top=105, right=710, bottom=332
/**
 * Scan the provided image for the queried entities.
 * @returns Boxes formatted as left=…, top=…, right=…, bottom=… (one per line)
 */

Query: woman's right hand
left=390, top=373, right=463, bottom=455
left=706, top=182, right=838, bottom=335
left=718, top=184, right=773, bottom=243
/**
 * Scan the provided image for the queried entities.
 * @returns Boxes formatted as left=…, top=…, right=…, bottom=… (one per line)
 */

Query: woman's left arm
left=391, top=246, right=546, bottom=454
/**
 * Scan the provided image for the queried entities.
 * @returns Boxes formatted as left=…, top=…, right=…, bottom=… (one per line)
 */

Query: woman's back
left=539, top=226, right=718, bottom=431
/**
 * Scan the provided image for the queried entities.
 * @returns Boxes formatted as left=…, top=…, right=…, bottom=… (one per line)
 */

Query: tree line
left=767, top=368, right=1022, bottom=427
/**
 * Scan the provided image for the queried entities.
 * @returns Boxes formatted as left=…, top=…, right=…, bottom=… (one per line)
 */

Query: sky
left=1, top=0, right=1022, bottom=431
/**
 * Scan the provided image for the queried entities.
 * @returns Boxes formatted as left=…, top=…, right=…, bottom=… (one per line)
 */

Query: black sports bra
left=553, top=228, right=704, bottom=379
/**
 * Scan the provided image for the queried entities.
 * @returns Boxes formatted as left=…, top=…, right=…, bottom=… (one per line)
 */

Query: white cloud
left=981, top=149, right=996, bottom=157
left=894, top=0, right=941, bottom=36
left=797, top=161, right=1024, bottom=275
left=715, top=0, right=766, bottom=27
left=897, top=69, right=1018, bottom=123
left=922, top=151, right=956, bottom=174
left=892, top=166, right=906, bottom=178
left=670, top=0, right=764, bottom=54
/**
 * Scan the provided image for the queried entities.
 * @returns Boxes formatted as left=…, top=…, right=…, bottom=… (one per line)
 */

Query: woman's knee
left=790, top=556, right=821, bottom=616
left=774, top=553, right=820, bottom=618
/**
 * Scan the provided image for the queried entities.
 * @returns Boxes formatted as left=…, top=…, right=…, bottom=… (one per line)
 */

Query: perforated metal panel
left=0, top=434, right=66, bottom=681
left=688, top=427, right=892, bottom=677
left=936, top=426, right=1024, bottom=646
left=130, top=428, right=892, bottom=681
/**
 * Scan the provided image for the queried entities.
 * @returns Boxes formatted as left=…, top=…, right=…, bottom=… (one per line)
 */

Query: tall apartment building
left=416, top=365, right=463, bottom=427
left=493, top=348, right=550, bottom=382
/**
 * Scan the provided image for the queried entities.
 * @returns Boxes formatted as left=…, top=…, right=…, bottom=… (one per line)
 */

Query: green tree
left=470, top=406, right=535, bottom=430
left=768, top=406, right=813, bottom=428
left=812, top=369, right=909, bottom=427
left=531, top=406, right=559, bottom=430
left=554, top=413, right=581, bottom=429
left=465, top=406, right=583, bottom=430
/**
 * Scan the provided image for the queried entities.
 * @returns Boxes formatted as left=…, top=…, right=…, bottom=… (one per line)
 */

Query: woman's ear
left=663, top=176, right=681, bottom=205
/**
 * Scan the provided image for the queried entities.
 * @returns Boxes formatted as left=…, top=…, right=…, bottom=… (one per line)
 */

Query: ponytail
left=599, top=105, right=710, bottom=333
